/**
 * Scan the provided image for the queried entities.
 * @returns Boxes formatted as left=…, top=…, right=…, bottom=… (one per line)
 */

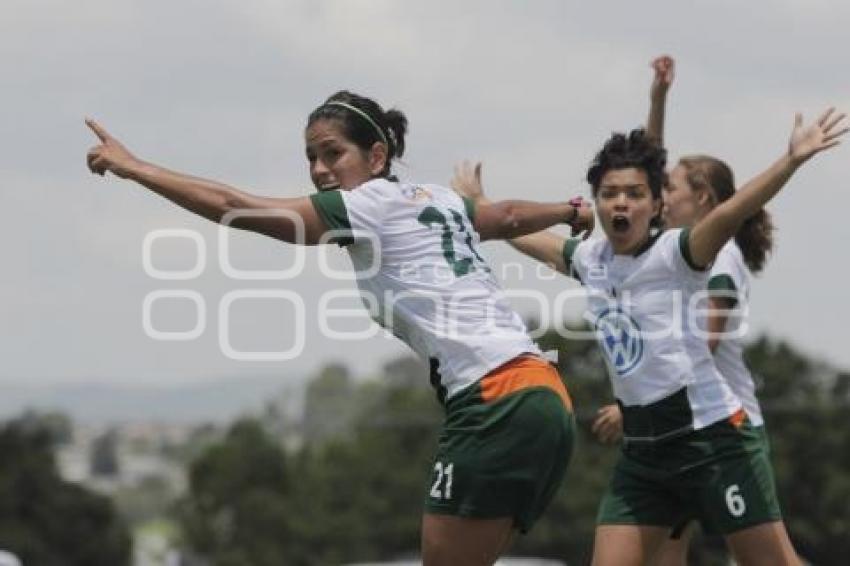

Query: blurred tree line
left=175, top=331, right=850, bottom=565
left=0, top=412, right=131, bottom=565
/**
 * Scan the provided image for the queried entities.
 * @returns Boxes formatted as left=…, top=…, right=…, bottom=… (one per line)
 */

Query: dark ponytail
left=382, top=108, right=407, bottom=160
left=735, top=209, right=774, bottom=273
left=307, top=90, right=408, bottom=178
left=678, top=155, right=774, bottom=273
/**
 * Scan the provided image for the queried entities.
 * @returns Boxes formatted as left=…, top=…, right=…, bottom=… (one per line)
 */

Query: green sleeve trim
left=708, top=274, right=738, bottom=307
left=562, top=238, right=581, bottom=277
left=678, top=227, right=706, bottom=271
left=310, top=191, right=354, bottom=246
left=462, top=197, right=476, bottom=223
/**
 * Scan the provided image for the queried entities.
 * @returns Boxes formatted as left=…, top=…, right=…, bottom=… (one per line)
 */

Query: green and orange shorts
left=424, top=355, right=575, bottom=533
left=597, top=399, right=782, bottom=536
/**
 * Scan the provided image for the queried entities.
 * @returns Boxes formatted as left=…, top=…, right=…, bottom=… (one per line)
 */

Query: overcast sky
left=2, top=0, right=848, bottom=393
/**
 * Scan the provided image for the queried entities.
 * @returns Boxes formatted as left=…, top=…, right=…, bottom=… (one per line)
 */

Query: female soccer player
left=591, top=55, right=797, bottom=565
left=591, top=55, right=678, bottom=446
left=451, top=102, right=846, bottom=564
left=85, top=90, right=593, bottom=566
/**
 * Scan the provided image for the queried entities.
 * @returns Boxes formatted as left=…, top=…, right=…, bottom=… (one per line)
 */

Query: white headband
left=323, top=101, right=389, bottom=146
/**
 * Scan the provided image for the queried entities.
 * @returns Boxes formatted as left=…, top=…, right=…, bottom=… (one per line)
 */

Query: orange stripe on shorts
left=728, top=408, right=746, bottom=429
left=479, top=355, right=573, bottom=411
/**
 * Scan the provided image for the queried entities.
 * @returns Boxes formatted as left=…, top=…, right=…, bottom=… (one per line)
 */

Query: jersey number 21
left=418, top=206, right=488, bottom=277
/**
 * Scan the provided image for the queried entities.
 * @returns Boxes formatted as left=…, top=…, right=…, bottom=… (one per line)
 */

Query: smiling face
left=594, top=167, right=661, bottom=255
left=304, top=118, right=387, bottom=191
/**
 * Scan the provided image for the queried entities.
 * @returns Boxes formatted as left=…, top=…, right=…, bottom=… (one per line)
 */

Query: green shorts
left=424, top=357, right=575, bottom=533
left=597, top=415, right=782, bottom=536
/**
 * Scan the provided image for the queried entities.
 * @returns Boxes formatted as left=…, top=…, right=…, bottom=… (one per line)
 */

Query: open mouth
left=612, top=215, right=630, bottom=233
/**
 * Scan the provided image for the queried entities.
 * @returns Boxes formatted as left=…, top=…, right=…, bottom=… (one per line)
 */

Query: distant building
left=56, top=421, right=189, bottom=494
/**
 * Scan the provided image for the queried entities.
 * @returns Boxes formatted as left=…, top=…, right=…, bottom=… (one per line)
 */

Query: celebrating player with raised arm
left=591, top=56, right=846, bottom=566
left=86, top=90, right=594, bottom=566
left=452, top=96, right=846, bottom=565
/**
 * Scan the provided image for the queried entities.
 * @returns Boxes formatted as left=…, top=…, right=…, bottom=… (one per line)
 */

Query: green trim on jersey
left=429, top=357, right=449, bottom=405
left=309, top=191, right=354, bottom=246
left=678, top=227, right=705, bottom=271
left=632, top=230, right=663, bottom=257
left=561, top=238, right=581, bottom=278
left=462, top=197, right=476, bottom=223
left=708, top=274, right=739, bottom=308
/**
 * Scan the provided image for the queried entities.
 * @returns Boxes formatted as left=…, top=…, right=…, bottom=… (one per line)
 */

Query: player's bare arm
left=647, top=55, right=675, bottom=144
left=85, top=118, right=327, bottom=245
left=687, top=107, right=848, bottom=269
left=451, top=160, right=592, bottom=274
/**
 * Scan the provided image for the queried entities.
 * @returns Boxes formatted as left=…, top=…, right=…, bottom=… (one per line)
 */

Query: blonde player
left=452, top=103, right=846, bottom=564
left=85, top=90, right=594, bottom=566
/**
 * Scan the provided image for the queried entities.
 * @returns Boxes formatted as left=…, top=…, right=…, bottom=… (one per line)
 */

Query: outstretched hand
left=451, top=160, right=487, bottom=203
left=85, top=118, right=140, bottom=178
left=650, top=55, right=675, bottom=100
left=788, top=107, right=848, bottom=165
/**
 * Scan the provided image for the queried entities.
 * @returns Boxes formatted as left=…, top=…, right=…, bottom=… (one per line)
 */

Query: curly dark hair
left=587, top=128, right=667, bottom=200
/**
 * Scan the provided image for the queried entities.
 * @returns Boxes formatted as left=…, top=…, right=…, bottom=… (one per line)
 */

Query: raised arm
left=687, top=108, right=848, bottom=268
left=451, top=161, right=592, bottom=274
left=85, top=119, right=327, bottom=245
left=646, top=55, right=675, bottom=145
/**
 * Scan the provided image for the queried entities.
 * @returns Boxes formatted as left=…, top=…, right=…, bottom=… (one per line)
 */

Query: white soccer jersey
left=707, top=242, right=763, bottom=426
left=565, top=229, right=742, bottom=430
left=310, top=179, right=541, bottom=402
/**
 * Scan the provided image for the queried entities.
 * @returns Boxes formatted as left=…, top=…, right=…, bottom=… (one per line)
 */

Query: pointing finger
left=85, top=117, right=112, bottom=142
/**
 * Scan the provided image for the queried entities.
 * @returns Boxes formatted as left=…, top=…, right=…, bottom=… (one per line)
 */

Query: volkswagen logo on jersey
left=595, top=307, right=644, bottom=376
